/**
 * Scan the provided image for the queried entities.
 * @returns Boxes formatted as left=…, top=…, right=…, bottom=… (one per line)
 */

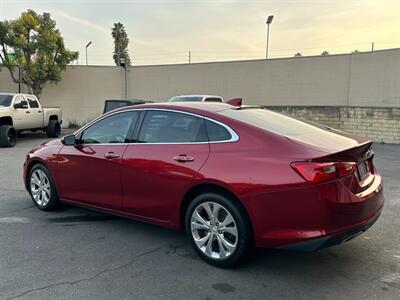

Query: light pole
left=85, top=41, right=92, bottom=65
left=265, top=15, right=274, bottom=59
left=120, top=57, right=128, bottom=99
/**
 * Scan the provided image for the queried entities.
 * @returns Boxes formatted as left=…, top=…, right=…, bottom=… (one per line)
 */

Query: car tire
left=0, top=125, right=17, bottom=147
left=185, top=192, right=251, bottom=268
left=28, top=164, right=60, bottom=211
left=46, top=120, right=61, bottom=138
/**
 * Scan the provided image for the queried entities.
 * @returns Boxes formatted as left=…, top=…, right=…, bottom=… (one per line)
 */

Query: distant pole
left=85, top=41, right=92, bottom=65
left=371, top=42, right=374, bottom=52
left=188, top=51, right=191, bottom=64
left=266, top=15, right=274, bottom=59
left=17, top=65, right=21, bottom=93
left=120, top=57, right=127, bottom=99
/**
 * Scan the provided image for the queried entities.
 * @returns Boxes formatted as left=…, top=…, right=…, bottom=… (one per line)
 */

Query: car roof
left=113, top=101, right=236, bottom=115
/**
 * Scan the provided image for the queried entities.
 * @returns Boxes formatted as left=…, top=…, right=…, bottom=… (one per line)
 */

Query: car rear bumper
left=250, top=173, right=384, bottom=249
left=278, top=210, right=381, bottom=251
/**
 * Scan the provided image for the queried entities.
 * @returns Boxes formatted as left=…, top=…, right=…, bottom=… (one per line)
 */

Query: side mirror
left=14, top=100, right=28, bottom=109
left=61, top=134, right=76, bottom=146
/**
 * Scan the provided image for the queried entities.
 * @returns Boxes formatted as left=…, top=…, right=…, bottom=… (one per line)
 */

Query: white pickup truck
left=0, top=93, right=62, bottom=147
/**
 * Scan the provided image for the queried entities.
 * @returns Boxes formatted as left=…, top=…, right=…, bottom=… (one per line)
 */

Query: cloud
left=51, top=9, right=109, bottom=34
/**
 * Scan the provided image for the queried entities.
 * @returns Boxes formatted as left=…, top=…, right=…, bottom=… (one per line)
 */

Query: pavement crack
left=6, top=246, right=161, bottom=300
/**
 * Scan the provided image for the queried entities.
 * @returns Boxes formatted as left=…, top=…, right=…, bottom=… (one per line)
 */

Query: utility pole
left=188, top=51, right=191, bottom=64
left=371, top=42, right=374, bottom=52
left=14, top=65, right=21, bottom=93
left=265, top=15, right=274, bottom=59
left=120, top=57, right=128, bottom=99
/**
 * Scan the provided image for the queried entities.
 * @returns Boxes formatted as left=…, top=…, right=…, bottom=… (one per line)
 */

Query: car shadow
left=44, top=204, right=372, bottom=277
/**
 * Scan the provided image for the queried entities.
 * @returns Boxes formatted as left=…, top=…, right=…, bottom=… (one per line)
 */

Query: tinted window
left=81, top=111, right=138, bottom=144
left=205, top=120, right=232, bottom=141
left=138, top=111, right=207, bottom=143
left=26, top=96, right=39, bottom=108
left=220, top=108, right=330, bottom=137
left=104, top=100, right=131, bottom=113
left=0, top=95, right=12, bottom=107
left=204, top=97, right=223, bottom=102
left=169, top=96, right=203, bottom=102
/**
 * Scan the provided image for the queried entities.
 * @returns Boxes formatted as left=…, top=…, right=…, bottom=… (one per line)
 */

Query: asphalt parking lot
left=0, top=132, right=399, bottom=300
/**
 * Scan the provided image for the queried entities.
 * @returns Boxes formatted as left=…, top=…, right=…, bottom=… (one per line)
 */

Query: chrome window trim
left=75, top=108, right=239, bottom=145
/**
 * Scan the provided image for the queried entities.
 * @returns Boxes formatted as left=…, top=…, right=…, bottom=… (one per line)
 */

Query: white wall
left=0, top=48, right=399, bottom=126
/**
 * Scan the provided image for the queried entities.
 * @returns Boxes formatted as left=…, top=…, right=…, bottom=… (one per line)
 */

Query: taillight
left=336, top=162, right=356, bottom=177
left=291, top=161, right=356, bottom=184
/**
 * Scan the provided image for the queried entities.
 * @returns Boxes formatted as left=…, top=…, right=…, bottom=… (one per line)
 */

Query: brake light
left=291, top=162, right=356, bottom=184
left=336, top=162, right=356, bottom=177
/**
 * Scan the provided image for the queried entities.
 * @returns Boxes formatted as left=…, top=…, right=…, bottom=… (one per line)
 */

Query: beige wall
left=0, top=48, right=399, bottom=126
left=268, top=106, right=400, bottom=144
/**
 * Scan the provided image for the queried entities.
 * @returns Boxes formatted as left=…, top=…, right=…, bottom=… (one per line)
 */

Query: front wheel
left=185, top=193, right=251, bottom=268
left=46, top=120, right=61, bottom=138
left=29, top=164, right=60, bottom=211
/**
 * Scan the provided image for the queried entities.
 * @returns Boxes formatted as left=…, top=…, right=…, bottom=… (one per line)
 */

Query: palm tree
left=321, top=51, right=329, bottom=56
left=111, top=22, right=131, bottom=66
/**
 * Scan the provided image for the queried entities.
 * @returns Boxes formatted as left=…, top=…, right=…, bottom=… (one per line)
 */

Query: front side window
left=26, top=96, right=39, bottom=108
left=80, top=111, right=138, bottom=144
left=14, top=96, right=27, bottom=108
left=138, top=110, right=207, bottom=143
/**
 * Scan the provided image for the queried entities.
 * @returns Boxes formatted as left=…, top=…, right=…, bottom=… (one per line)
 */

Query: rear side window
left=204, top=97, right=223, bottom=102
left=26, top=96, right=39, bottom=108
left=104, top=100, right=131, bottom=113
left=205, top=120, right=232, bottom=141
left=169, top=96, right=203, bottom=102
left=138, top=111, right=207, bottom=143
left=220, top=108, right=328, bottom=137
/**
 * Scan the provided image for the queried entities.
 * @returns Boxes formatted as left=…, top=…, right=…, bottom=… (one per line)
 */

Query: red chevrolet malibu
left=23, top=102, right=384, bottom=267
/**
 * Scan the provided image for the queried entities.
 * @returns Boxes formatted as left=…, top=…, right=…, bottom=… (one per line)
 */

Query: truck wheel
left=46, top=120, right=61, bottom=138
left=0, top=125, right=17, bottom=147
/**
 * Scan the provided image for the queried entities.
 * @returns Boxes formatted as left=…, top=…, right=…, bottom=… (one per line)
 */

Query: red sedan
left=23, top=102, right=384, bottom=267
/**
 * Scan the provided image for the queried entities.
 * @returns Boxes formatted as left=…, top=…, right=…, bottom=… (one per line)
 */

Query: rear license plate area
left=357, top=161, right=370, bottom=180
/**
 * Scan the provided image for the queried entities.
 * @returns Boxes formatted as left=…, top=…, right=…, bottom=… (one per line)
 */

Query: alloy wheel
left=30, top=169, right=51, bottom=207
left=190, top=201, right=238, bottom=260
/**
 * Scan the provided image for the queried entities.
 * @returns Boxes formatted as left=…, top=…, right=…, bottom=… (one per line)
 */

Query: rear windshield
left=219, top=108, right=328, bottom=137
left=169, top=96, right=203, bottom=102
left=0, top=95, right=12, bottom=107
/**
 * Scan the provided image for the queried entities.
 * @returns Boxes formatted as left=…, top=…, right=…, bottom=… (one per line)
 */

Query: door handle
left=173, top=155, right=195, bottom=163
left=104, top=152, right=120, bottom=159
left=38, top=110, right=42, bottom=113
left=26, top=111, right=31, bottom=114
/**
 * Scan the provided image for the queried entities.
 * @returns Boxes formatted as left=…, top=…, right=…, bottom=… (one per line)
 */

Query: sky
left=1, top=0, right=399, bottom=66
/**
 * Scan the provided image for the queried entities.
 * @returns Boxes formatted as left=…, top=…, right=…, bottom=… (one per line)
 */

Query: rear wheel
left=46, top=120, right=61, bottom=138
left=29, top=164, right=60, bottom=211
left=0, top=125, right=17, bottom=147
left=185, top=193, right=251, bottom=268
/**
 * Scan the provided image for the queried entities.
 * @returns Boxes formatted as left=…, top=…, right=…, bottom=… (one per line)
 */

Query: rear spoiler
left=226, top=98, right=242, bottom=107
